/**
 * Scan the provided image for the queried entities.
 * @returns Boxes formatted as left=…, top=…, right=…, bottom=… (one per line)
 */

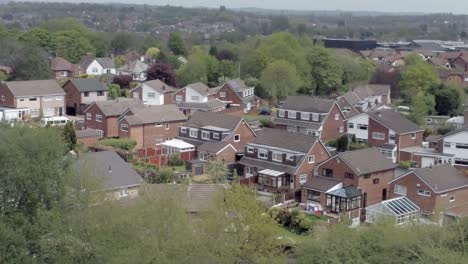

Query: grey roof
left=144, top=184, right=227, bottom=212
left=123, top=104, right=187, bottom=125
left=3, top=80, right=65, bottom=97
left=50, top=57, right=74, bottom=71
left=75, top=151, right=142, bottom=190
left=176, top=99, right=226, bottom=110
left=253, top=128, right=319, bottom=153
left=402, top=164, right=468, bottom=193
left=341, top=91, right=361, bottom=105
left=442, top=125, right=468, bottom=138
left=69, top=78, right=108, bottom=92
left=368, top=109, right=421, bottom=134
left=272, top=117, right=322, bottom=130
left=337, top=148, right=396, bottom=175
left=327, top=186, right=361, bottom=198
left=226, top=78, right=252, bottom=92
left=280, top=96, right=335, bottom=113
left=141, top=79, right=176, bottom=94
left=186, top=111, right=242, bottom=131
left=118, top=60, right=148, bottom=73
left=198, top=141, right=232, bottom=154
left=239, top=156, right=297, bottom=174
left=185, top=82, right=212, bottom=96
left=303, top=176, right=342, bottom=192
left=353, top=84, right=390, bottom=99
left=381, top=143, right=397, bottom=150
left=75, top=128, right=100, bottom=138
left=93, top=98, right=143, bottom=116
left=95, top=57, right=116, bottom=69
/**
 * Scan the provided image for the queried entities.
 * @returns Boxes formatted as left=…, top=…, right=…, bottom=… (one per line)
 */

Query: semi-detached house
left=130, top=79, right=177, bottom=106
left=62, top=78, right=108, bottom=115
left=173, top=82, right=226, bottom=115
left=0, top=79, right=66, bottom=118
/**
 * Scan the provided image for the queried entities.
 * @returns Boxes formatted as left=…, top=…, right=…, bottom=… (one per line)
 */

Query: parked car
left=258, top=107, right=272, bottom=116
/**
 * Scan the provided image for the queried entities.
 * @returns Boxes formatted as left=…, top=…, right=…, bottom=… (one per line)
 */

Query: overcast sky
left=149, top=0, right=465, bottom=14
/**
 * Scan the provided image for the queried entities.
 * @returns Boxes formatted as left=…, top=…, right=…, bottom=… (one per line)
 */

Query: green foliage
left=156, top=167, right=175, bottom=184
left=177, top=49, right=220, bottom=86
left=99, top=138, right=137, bottom=151
left=433, top=84, right=464, bottom=116
left=113, top=55, right=126, bottom=68
left=270, top=207, right=314, bottom=234
left=145, top=47, right=160, bottom=60
left=337, top=55, right=376, bottom=90
left=260, top=118, right=275, bottom=128
left=53, top=30, right=95, bottom=63
left=62, top=122, right=77, bottom=151
left=168, top=155, right=184, bottom=167
left=410, top=93, right=435, bottom=125
left=110, top=32, right=133, bottom=54
left=206, top=160, right=229, bottom=183
left=0, top=71, right=8, bottom=81
left=399, top=160, right=412, bottom=169
left=308, top=44, right=343, bottom=96
left=260, top=60, right=301, bottom=100
left=108, top=84, right=121, bottom=99
left=400, top=60, right=440, bottom=102
left=168, top=32, right=187, bottom=56
left=123, top=89, right=130, bottom=98
left=335, top=134, right=350, bottom=152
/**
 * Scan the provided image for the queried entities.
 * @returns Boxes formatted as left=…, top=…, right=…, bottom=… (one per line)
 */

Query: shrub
left=168, top=154, right=184, bottom=166
left=99, top=138, right=137, bottom=151
left=399, top=160, right=411, bottom=169
left=260, top=118, right=274, bottom=128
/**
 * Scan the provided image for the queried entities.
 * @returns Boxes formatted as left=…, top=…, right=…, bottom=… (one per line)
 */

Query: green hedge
left=99, top=138, right=137, bottom=151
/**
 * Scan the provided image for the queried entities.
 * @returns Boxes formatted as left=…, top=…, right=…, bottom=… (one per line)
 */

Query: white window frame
left=299, top=174, right=307, bottom=184
left=1, top=95, right=5, bottom=101
left=44, top=96, right=53, bottom=102
left=176, top=95, right=182, bottom=102
left=417, top=189, right=431, bottom=197
left=180, top=127, right=187, bottom=133
left=335, top=113, right=339, bottom=120
left=449, top=196, right=455, bottom=202
left=312, top=113, right=319, bottom=122
left=372, top=132, right=385, bottom=140
left=213, top=133, right=220, bottom=139
left=56, top=96, right=62, bottom=100
left=358, top=124, right=368, bottom=130
left=444, top=142, right=451, bottom=148
left=258, top=149, right=268, bottom=160
left=308, top=155, right=315, bottom=164
left=286, top=154, right=294, bottom=161
left=348, top=122, right=354, bottom=129
left=246, top=146, right=254, bottom=153
left=147, top=92, right=156, bottom=99
left=272, top=151, right=282, bottom=162
left=394, top=184, right=407, bottom=195
left=234, top=134, right=240, bottom=142
left=189, top=129, right=198, bottom=138
left=29, top=97, right=37, bottom=101
left=121, top=124, right=128, bottom=132
left=155, top=123, right=162, bottom=127
left=278, top=110, right=285, bottom=118
left=86, top=113, right=92, bottom=120
left=301, top=112, right=310, bottom=120
left=202, top=130, right=211, bottom=140
left=96, top=114, right=102, bottom=122
left=339, top=126, right=344, bottom=133
left=411, top=132, right=416, bottom=139
left=220, top=92, right=226, bottom=98
left=191, top=95, right=200, bottom=101
left=288, top=110, right=297, bottom=119
left=119, top=187, right=129, bottom=198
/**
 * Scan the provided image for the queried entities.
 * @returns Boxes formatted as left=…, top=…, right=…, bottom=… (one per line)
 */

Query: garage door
left=421, top=157, right=435, bottom=168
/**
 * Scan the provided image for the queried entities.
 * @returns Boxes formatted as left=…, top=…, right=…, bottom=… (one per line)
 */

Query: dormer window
left=288, top=111, right=296, bottom=119
left=312, top=113, right=319, bottom=122
left=246, top=146, right=254, bottom=153
left=278, top=110, right=285, bottom=118
left=286, top=154, right=294, bottom=161
left=258, top=149, right=268, bottom=159
left=301, top=112, right=310, bottom=120
left=202, top=131, right=210, bottom=140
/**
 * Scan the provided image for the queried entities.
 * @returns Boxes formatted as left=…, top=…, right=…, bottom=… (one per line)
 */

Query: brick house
left=211, top=79, right=260, bottom=114
left=75, top=128, right=100, bottom=148
left=83, top=98, right=143, bottom=138
left=367, top=110, right=423, bottom=163
left=0, top=79, right=66, bottom=118
left=49, top=57, right=82, bottom=79
left=273, top=96, right=346, bottom=142
left=117, top=104, right=188, bottom=150
left=197, top=141, right=237, bottom=164
left=451, top=54, right=468, bottom=72
left=435, top=126, right=468, bottom=167
left=238, top=128, right=331, bottom=200
left=389, top=164, right=468, bottom=220
left=172, top=82, right=226, bottom=115
left=62, top=78, right=109, bottom=115
left=178, top=111, right=256, bottom=152
left=311, top=148, right=396, bottom=211
left=130, top=79, right=177, bottom=105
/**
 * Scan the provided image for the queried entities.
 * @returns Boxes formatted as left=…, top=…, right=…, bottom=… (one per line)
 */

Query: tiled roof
left=118, top=60, right=149, bottom=73
left=176, top=99, right=226, bottom=110
left=3, top=79, right=65, bottom=96
left=185, top=82, right=212, bottom=96
left=50, top=57, right=74, bottom=71
left=352, top=84, right=390, bottom=99
left=303, top=176, right=342, bottom=192
left=198, top=141, right=232, bottom=154
left=337, top=148, right=396, bottom=175
left=185, top=111, right=242, bottom=131
left=74, top=151, right=142, bottom=190
left=411, top=164, right=468, bottom=193
left=140, top=79, right=176, bottom=94
left=95, top=57, right=115, bottom=69
left=226, top=78, right=252, bottom=92
left=442, top=125, right=468, bottom=138
left=368, top=109, right=421, bottom=134
left=75, top=128, right=100, bottom=138
left=123, top=104, right=187, bottom=126
left=253, top=128, right=318, bottom=153
left=272, top=118, right=322, bottom=130
left=93, top=98, right=143, bottom=116
left=69, top=78, right=108, bottom=92
left=238, top=156, right=297, bottom=175
left=280, top=96, right=335, bottom=113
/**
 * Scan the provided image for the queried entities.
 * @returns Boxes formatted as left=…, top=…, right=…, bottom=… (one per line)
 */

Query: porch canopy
left=258, top=169, right=289, bottom=190
left=258, top=169, right=285, bottom=177
left=366, top=196, right=420, bottom=225
left=161, top=139, right=195, bottom=154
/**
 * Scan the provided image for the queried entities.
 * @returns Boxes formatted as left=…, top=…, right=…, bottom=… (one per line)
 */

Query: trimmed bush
left=99, top=138, right=137, bottom=151
left=399, top=160, right=411, bottom=169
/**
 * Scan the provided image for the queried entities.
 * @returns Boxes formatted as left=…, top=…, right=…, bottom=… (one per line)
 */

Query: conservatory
left=366, top=196, right=420, bottom=225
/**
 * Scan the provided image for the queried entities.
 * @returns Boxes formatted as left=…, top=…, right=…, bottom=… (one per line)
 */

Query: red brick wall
left=173, top=89, right=186, bottom=102
left=316, top=156, right=358, bottom=187
left=77, top=136, right=99, bottom=148
left=295, top=141, right=331, bottom=189
left=225, top=120, right=256, bottom=150
left=320, top=103, right=345, bottom=142
left=106, top=116, right=119, bottom=138
left=62, top=81, right=82, bottom=114
left=214, top=84, right=242, bottom=105
left=389, top=172, right=436, bottom=213
left=397, top=132, right=423, bottom=149
left=130, top=86, right=143, bottom=100
left=0, top=84, right=16, bottom=108
left=119, top=120, right=185, bottom=149
left=163, top=93, right=173, bottom=105
left=357, top=169, right=394, bottom=206
left=215, top=145, right=237, bottom=164
left=367, top=117, right=389, bottom=148
left=83, top=104, right=107, bottom=136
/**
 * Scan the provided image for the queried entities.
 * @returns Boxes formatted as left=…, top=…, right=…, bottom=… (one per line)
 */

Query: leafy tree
left=216, top=49, right=237, bottom=61
left=155, top=167, right=174, bottom=184
left=18, top=28, right=53, bottom=50
left=337, top=55, right=376, bottom=90
left=409, top=93, right=435, bottom=125
left=400, top=60, right=440, bottom=102
left=434, top=84, right=464, bottom=116
left=53, top=30, right=94, bottom=63
left=63, top=122, right=77, bottom=151
left=112, top=75, right=133, bottom=89
left=177, top=50, right=220, bottom=86
left=260, top=60, right=301, bottom=100
left=209, top=45, right=218, bottom=57
left=114, top=55, right=126, bottom=68
left=168, top=32, right=187, bottom=56
left=108, top=84, right=121, bottom=99
left=336, top=134, right=350, bottom=152
left=308, top=44, right=342, bottom=95
left=110, top=32, right=133, bottom=54
left=206, top=160, right=229, bottom=183
left=146, top=63, right=178, bottom=87
left=145, top=47, right=160, bottom=60
left=218, top=60, right=237, bottom=79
